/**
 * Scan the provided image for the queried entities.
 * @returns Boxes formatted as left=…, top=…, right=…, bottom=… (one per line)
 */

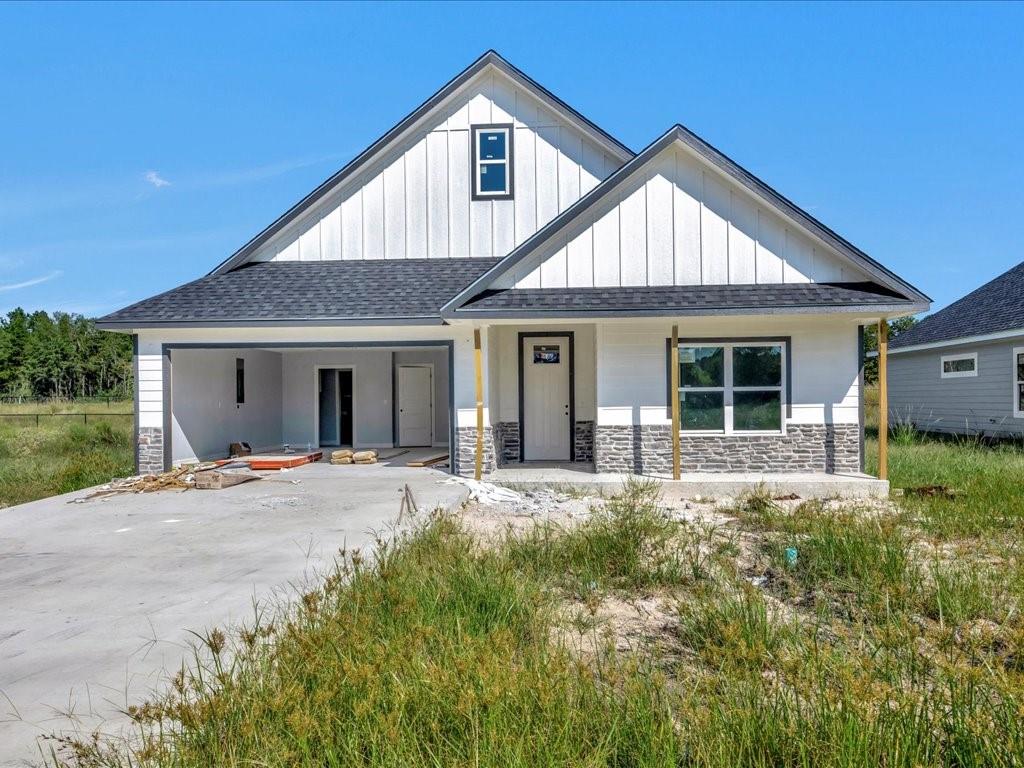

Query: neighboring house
left=887, top=261, right=1024, bottom=437
left=97, top=51, right=929, bottom=477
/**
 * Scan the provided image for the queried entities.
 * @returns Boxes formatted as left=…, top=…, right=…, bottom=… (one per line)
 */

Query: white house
left=97, top=51, right=929, bottom=479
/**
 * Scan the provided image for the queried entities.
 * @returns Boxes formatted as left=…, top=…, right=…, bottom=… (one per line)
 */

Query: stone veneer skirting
left=138, top=427, right=165, bottom=474
left=573, top=420, right=595, bottom=463
left=594, top=423, right=860, bottom=474
left=454, top=426, right=496, bottom=477
left=493, top=420, right=595, bottom=466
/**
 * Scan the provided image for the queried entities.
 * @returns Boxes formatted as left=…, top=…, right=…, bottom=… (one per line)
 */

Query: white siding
left=249, top=70, right=620, bottom=263
left=596, top=316, right=861, bottom=428
left=517, top=146, right=867, bottom=289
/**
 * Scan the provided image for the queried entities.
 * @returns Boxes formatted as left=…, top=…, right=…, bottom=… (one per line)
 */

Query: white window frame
left=676, top=341, right=787, bottom=435
left=940, top=351, right=978, bottom=379
left=471, top=124, right=513, bottom=200
left=1014, top=346, right=1024, bottom=419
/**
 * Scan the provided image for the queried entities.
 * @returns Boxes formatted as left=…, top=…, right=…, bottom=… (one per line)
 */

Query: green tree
left=863, top=315, right=918, bottom=384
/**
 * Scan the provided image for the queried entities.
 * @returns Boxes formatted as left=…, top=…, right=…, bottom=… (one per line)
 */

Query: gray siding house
left=888, top=261, right=1024, bottom=437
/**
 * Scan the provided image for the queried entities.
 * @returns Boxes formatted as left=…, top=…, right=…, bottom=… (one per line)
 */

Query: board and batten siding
left=504, top=146, right=869, bottom=289
left=888, top=338, right=1024, bottom=437
left=248, top=71, right=621, bottom=264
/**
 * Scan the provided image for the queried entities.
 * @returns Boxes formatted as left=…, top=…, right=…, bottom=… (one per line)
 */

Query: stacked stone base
left=594, top=423, right=860, bottom=474
left=454, top=426, right=496, bottom=477
left=137, top=427, right=165, bottom=474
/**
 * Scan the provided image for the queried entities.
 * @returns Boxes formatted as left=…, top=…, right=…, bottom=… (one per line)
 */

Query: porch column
left=453, top=326, right=495, bottom=476
left=877, top=319, right=888, bottom=481
left=670, top=324, right=680, bottom=480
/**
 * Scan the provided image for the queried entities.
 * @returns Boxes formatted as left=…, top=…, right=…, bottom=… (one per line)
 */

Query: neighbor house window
left=1015, top=347, right=1024, bottom=418
left=675, top=341, right=786, bottom=433
left=940, top=352, right=977, bottom=378
left=235, top=358, right=245, bottom=404
left=471, top=124, right=513, bottom=200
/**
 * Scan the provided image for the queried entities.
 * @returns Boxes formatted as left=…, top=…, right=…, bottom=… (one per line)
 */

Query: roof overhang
left=889, top=326, right=1024, bottom=355
left=96, top=316, right=446, bottom=332
left=207, top=51, right=634, bottom=277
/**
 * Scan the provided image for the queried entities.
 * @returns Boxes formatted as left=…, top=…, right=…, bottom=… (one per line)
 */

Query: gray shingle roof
left=890, top=261, right=1024, bottom=349
left=454, top=282, right=916, bottom=317
left=97, top=258, right=501, bottom=327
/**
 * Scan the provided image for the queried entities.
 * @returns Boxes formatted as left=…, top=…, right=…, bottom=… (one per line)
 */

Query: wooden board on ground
left=194, top=470, right=260, bottom=490
left=217, top=451, right=323, bottom=470
left=407, top=452, right=448, bottom=467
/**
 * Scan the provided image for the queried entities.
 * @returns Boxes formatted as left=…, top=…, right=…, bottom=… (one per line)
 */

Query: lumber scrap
left=194, top=469, right=260, bottom=490
left=406, top=452, right=448, bottom=468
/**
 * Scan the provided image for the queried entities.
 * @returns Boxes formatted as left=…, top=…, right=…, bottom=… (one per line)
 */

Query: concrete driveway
left=0, top=461, right=467, bottom=766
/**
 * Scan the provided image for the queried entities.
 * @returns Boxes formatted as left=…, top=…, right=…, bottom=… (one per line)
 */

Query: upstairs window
left=472, top=124, right=513, bottom=200
left=940, top=352, right=977, bottom=378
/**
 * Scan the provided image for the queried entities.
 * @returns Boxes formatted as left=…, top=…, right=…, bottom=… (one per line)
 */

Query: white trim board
left=889, top=327, right=1024, bottom=355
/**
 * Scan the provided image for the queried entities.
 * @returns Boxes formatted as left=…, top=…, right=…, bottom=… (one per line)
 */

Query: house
left=887, top=261, right=1023, bottom=437
left=97, top=51, right=929, bottom=482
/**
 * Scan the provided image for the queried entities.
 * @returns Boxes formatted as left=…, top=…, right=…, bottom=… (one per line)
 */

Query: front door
left=522, top=336, right=570, bottom=461
left=398, top=365, right=432, bottom=447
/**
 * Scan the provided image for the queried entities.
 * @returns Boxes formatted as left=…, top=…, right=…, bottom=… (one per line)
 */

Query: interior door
left=318, top=369, right=339, bottom=446
left=338, top=369, right=353, bottom=446
left=522, top=336, right=570, bottom=460
left=398, top=366, right=432, bottom=447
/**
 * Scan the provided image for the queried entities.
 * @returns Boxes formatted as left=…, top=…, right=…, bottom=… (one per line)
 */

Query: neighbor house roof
left=207, top=50, right=634, bottom=277
left=452, top=282, right=918, bottom=318
left=442, top=125, right=931, bottom=314
left=890, top=260, right=1024, bottom=352
left=96, top=259, right=501, bottom=328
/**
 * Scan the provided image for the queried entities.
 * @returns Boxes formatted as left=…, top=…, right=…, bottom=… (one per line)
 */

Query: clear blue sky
left=1, top=1, right=1021, bottom=317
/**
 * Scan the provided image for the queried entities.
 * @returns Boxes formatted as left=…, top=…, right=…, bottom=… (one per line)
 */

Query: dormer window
left=471, top=124, right=513, bottom=200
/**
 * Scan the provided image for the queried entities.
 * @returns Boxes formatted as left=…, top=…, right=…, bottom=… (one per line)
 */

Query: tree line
left=0, top=308, right=133, bottom=399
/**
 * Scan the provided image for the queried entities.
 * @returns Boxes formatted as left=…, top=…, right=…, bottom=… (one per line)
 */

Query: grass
left=42, top=396, right=1024, bottom=766
left=0, top=400, right=133, bottom=507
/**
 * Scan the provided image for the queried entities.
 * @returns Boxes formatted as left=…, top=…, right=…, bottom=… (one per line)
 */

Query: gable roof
left=96, top=258, right=500, bottom=328
left=442, top=125, right=930, bottom=315
left=208, top=51, right=633, bottom=277
left=890, top=260, right=1024, bottom=352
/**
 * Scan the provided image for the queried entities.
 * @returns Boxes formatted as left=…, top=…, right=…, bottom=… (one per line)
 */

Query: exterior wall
left=171, top=348, right=283, bottom=463
left=504, top=145, right=868, bottom=290
left=488, top=323, right=597, bottom=464
left=248, top=70, right=620, bottom=264
left=888, top=337, right=1024, bottom=437
left=594, top=316, right=862, bottom=473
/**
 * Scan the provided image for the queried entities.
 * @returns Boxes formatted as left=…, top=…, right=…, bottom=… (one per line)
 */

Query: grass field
left=0, top=400, right=133, bottom=508
left=48, top=392, right=1024, bottom=767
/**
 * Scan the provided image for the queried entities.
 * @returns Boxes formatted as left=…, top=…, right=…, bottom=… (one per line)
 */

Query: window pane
left=680, top=346, right=723, bottom=387
left=478, top=131, right=506, bottom=160
left=478, top=162, right=507, bottom=193
left=1019, top=383, right=1024, bottom=412
left=680, top=390, right=724, bottom=431
left=734, top=390, right=781, bottom=431
left=1017, top=353, right=1024, bottom=382
left=733, top=345, right=782, bottom=387
left=943, top=357, right=975, bottom=374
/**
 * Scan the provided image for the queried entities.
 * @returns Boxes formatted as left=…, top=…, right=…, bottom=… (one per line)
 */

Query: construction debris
left=331, top=448, right=379, bottom=465
left=193, top=468, right=260, bottom=490
left=77, top=466, right=204, bottom=501
left=407, top=452, right=448, bottom=467
left=220, top=452, right=322, bottom=470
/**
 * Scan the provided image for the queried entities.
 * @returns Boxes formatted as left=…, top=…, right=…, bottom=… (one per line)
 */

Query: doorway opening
left=318, top=368, right=354, bottom=447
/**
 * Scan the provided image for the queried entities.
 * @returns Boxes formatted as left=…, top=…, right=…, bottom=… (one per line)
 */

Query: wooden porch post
left=877, top=319, right=889, bottom=481
left=473, top=328, right=484, bottom=481
left=671, top=324, right=680, bottom=480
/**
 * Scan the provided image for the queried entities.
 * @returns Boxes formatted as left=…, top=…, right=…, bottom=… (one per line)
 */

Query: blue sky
left=1, top=1, right=1021, bottom=317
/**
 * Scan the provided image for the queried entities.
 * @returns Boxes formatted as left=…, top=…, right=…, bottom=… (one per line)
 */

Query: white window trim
left=471, top=125, right=513, bottom=199
left=1014, top=346, right=1024, bottom=419
left=677, top=341, right=787, bottom=436
left=940, top=351, right=978, bottom=379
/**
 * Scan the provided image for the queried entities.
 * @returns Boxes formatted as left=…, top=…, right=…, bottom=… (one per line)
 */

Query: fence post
left=36, top=414, right=39, bottom=428
left=84, top=412, right=88, bottom=424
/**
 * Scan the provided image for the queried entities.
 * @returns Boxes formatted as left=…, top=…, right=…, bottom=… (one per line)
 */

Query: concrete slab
left=0, top=463, right=465, bottom=766
left=487, top=466, right=889, bottom=500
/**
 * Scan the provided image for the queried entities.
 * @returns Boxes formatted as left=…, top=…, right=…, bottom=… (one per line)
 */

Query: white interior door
left=523, top=336, right=570, bottom=460
left=398, top=365, right=432, bottom=447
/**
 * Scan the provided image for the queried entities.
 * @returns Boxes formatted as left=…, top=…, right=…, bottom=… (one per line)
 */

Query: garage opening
left=165, top=342, right=452, bottom=468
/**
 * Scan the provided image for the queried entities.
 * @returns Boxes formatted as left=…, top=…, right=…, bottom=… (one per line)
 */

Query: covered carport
left=166, top=341, right=454, bottom=466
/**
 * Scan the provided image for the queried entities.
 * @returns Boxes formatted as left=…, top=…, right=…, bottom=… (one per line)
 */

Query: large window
left=471, top=124, right=513, bottom=200
left=1015, top=347, right=1024, bottom=418
left=675, top=341, right=786, bottom=433
left=940, top=352, right=977, bottom=378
